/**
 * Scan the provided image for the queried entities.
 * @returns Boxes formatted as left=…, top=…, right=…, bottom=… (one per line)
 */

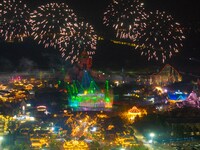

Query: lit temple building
left=127, top=106, right=147, bottom=121
left=149, top=64, right=182, bottom=86
left=120, top=106, right=147, bottom=123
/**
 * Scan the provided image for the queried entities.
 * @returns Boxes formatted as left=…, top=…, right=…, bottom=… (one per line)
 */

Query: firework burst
left=136, top=10, right=185, bottom=63
left=59, top=21, right=97, bottom=64
left=0, top=0, right=30, bottom=42
left=103, top=0, right=147, bottom=41
left=30, top=3, right=77, bottom=48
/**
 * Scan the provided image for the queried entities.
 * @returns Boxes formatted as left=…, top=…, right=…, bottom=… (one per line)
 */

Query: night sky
left=0, top=0, right=199, bottom=71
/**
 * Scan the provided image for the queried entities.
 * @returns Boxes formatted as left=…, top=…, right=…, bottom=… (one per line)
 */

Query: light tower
left=20, top=100, right=27, bottom=115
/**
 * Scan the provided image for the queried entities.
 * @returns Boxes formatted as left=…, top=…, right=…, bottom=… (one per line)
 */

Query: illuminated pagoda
left=67, top=70, right=113, bottom=109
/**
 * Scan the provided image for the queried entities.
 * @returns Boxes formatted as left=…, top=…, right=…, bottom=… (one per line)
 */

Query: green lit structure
left=67, top=70, right=113, bottom=108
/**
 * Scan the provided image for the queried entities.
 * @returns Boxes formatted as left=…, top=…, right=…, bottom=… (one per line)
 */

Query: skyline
left=0, top=0, right=200, bottom=71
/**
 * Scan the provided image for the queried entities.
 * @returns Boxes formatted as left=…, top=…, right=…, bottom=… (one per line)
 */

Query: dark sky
left=0, top=0, right=200, bottom=71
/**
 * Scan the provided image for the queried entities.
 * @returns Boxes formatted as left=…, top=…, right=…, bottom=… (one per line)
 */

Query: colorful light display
left=59, top=22, right=97, bottom=64
left=103, top=0, right=147, bottom=41
left=67, top=70, right=113, bottom=109
left=0, top=0, right=30, bottom=42
left=0, top=0, right=185, bottom=63
left=103, top=0, right=185, bottom=63
left=30, top=3, right=77, bottom=49
left=167, top=90, right=188, bottom=103
left=136, top=10, right=185, bottom=63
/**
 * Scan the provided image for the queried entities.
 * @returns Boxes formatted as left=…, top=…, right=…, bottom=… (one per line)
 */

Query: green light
left=105, top=80, right=109, bottom=91
left=61, top=67, right=65, bottom=72
left=67, top=71, right=113, bottom=108
left=105, top=97, right=110, bottom=102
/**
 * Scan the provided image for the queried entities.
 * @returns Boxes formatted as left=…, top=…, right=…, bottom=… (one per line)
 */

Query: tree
left=90, top=141, right=101, bottom=150
left=9, top=142, right=30, bottom=150
left=48, top=138, right=62, bottom=150
left=134, top=145, right=149, bottom=150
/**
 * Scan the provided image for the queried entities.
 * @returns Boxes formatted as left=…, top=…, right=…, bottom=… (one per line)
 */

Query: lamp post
left=0, top=136, right=3, bottom=149
left=149, top=133, right=155, bottom=144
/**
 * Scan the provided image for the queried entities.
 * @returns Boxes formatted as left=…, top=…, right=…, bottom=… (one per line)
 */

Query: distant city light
left=27, top=103, right=31, bottom=107
left=0, top=136, right=3, bottom=141
left=149, top=132, right=155, bottom=138
left=148, top=139, right=153, bottom=143
left=90, top=127, right=97, bottom=132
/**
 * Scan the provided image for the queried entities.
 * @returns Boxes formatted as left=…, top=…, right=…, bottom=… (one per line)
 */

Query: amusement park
left=0, top=0, right=200, bottom=149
